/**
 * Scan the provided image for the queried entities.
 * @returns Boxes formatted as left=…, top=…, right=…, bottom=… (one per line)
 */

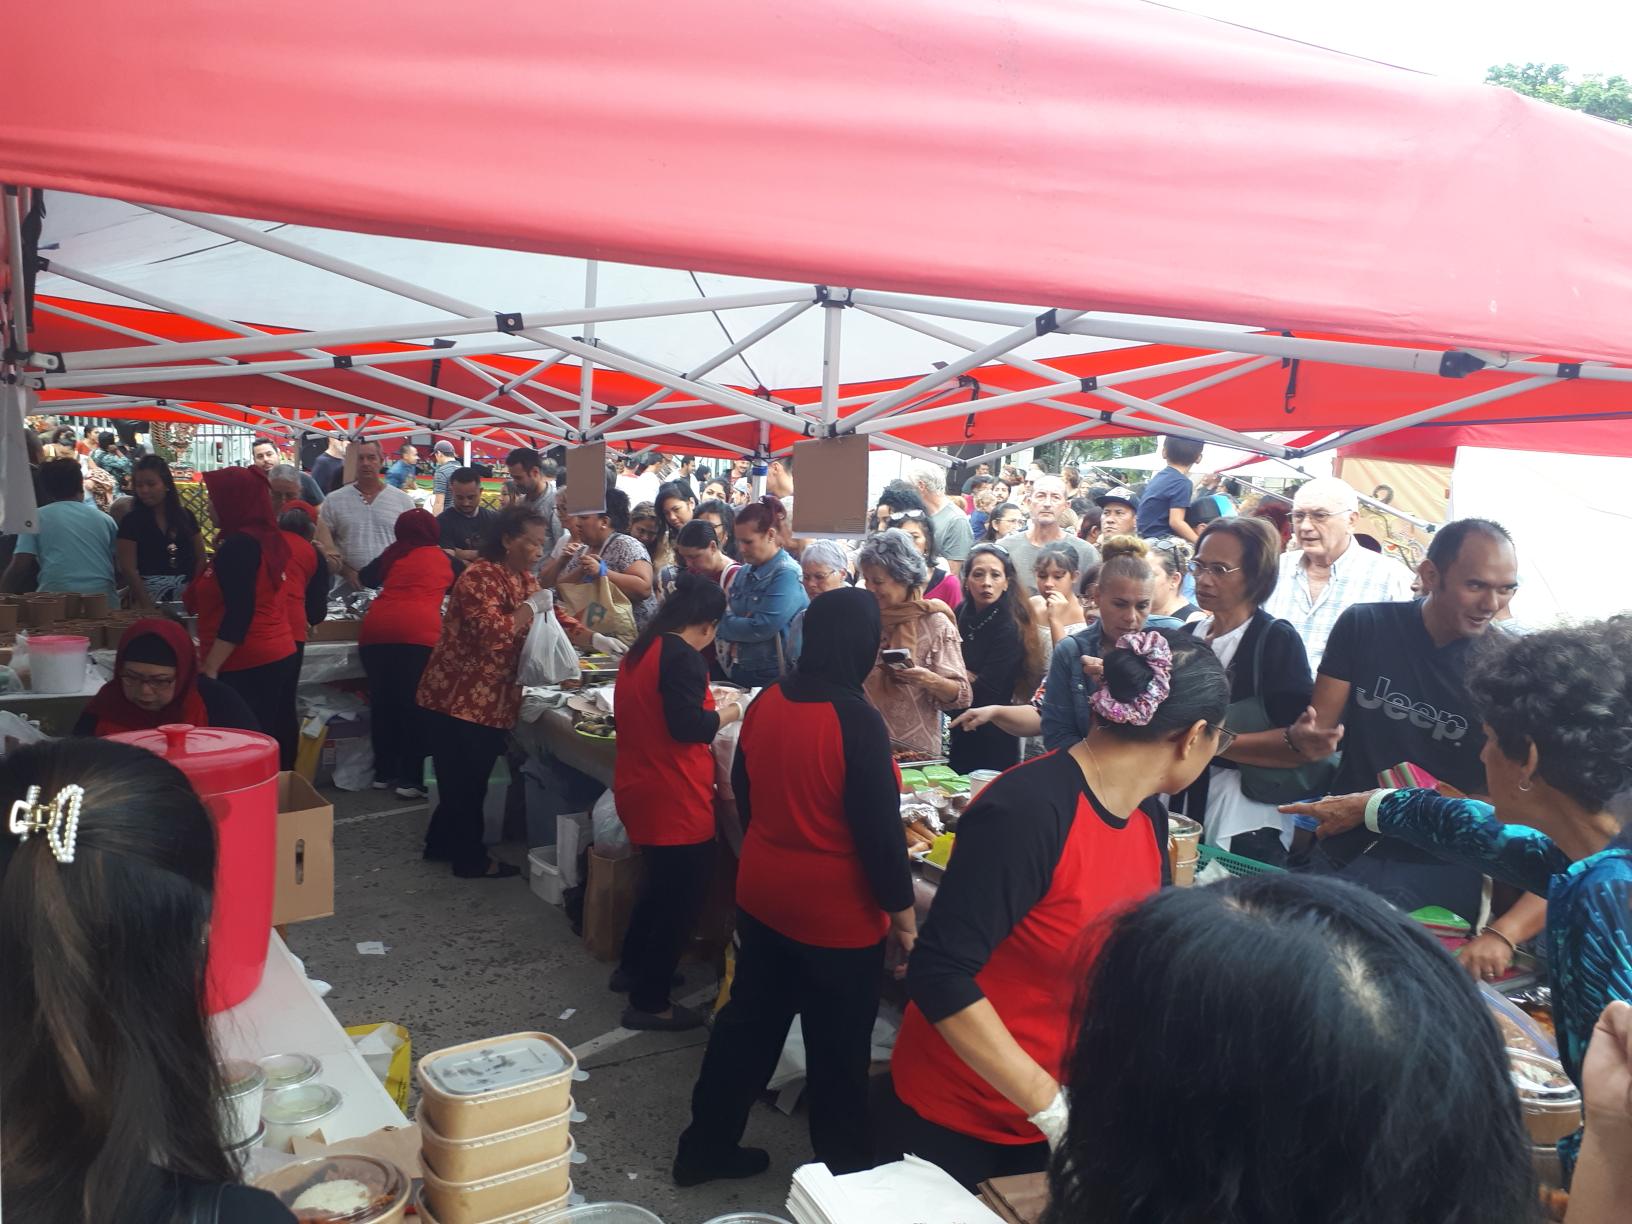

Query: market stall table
left=214, top=931, right=405, bottom=1142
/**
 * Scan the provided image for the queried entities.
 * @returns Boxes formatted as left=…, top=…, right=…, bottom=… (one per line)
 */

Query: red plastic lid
left=107, top=723, right=280, bottom=793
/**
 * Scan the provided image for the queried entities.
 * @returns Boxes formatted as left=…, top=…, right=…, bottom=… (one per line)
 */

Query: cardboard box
left=307, top=618, right=362, bottom=642
left=274, top=770, right=335, bottom=925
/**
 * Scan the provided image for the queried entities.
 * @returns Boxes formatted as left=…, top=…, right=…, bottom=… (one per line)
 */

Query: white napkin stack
left=787, top=1156, right=1006, bottom=1224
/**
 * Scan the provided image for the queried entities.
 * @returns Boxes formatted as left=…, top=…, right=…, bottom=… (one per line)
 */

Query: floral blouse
left=416, top=559, right=539, bottom=729
left=863, top=606, right=972, bottom=758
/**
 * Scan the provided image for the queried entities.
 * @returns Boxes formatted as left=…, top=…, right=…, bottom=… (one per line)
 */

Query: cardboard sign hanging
left=789, top=433, right=870, bottom=538
left=564, top=440, right=608, bottom=515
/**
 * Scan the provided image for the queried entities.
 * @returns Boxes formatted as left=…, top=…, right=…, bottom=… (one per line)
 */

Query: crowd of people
left=4, top=421, right=1631, bottom=1223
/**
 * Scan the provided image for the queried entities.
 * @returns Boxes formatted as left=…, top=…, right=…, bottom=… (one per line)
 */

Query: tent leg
left=1, top=184, right=40, bottom=534
left=820, top=294, right=844, bottom=432
left=580, top=261, right=597, bottom=435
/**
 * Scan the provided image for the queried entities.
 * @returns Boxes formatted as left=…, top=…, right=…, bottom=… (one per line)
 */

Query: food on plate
left=893, top=749, right=935, bottom=764
left=291, top=1179, right=373, bottom=1217
left=575, top=713, right=616, bottom=739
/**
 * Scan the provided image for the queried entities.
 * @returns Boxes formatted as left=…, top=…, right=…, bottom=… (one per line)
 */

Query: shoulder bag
left=1230, top=620, right=1339, bottom=804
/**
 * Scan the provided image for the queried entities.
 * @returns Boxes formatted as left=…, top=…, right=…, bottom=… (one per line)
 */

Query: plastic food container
left=418, top=1098, right=575, bottom=1182
left=27, top=634, right=90, bottom=693
left=420, top=1140, right=576, bottom=1223
left=417, top=1033, right=577, bottom=1140
left=414, top=1182, right=573, bottom=1224
left=262, top=1081, right=344, bottom=1152
left=259, top=1051, right=323, bottom=1092
left=227, top=1121, right=266, bottom=1173
left=19, top=593, right=66, bottom=629
left=530, top=1207, right=660, bottom=1224
left=1481, top=983, right=1559, bottom=1058
left=107, top=724, right=280, bottom=1011
left=1509, top=1050, right=1582, bottom=1145
left=1167, top=816, right=1202, bottom=887
left=220, top=1058, right=267, bottom=1146
left=255, top=1154, right=410, bottom=1223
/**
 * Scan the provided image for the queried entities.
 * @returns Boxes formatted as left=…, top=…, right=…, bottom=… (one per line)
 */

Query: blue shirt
left=16, top=500, right=119, bottom=600
left=1136, top=467, right=1193, bottom=538
left=1374, top=788, right=1632, bottom=1174
left=385, top=459, right=418, bottom=490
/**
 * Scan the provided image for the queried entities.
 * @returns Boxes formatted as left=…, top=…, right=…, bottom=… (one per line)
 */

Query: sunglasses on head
left=887, top=510, right=927, bottom=523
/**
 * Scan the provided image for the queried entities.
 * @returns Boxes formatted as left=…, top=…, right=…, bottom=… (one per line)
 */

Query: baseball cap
left=1096, top=485, right=1140, bottom=510
left=433, top=440, right=456, bottom=457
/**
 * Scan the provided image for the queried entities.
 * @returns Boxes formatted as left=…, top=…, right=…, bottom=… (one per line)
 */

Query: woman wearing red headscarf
left=186, top=468, right=298, bottom=761
left=73, top=619, right=260, bottom=737
left=276, top=498, right=332, bottom=680
left=359, top=509, right=453, bottom=798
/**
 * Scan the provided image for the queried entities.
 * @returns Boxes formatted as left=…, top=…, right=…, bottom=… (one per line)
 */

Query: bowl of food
left=255, top=1154, right=410, bottom=1223
left=1508, top=1050, right=1582, bottom=1146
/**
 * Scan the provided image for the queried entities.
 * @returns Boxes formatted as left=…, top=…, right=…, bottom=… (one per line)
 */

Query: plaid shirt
left=1264, top=543, right=1416, bottom=671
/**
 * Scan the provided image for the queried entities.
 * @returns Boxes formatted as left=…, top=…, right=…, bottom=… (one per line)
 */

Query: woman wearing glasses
left=789, top=539, right=850, bottom=660
left=73, top=619, right=259, bottom=736
left=1147, top=538, right=1204, bottom=625
left=885, top=629, right=1229, bottom=1187
left=1173, top=517, right=1314, bottom=863
left=981, top=501, right=1024, bottom=543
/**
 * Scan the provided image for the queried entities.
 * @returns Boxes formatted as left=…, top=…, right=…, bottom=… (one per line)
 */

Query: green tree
left=1486, top=62, right=1632, bottom=125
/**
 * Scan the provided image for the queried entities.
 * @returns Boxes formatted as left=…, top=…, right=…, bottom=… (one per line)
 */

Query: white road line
left=334, top=802, right=427, bottom=827
left=571, top=984, right=719, bottom=1064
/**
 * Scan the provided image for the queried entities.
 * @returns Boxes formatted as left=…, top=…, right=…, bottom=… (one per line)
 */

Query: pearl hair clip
left=7, top=784, right=85, bottom=864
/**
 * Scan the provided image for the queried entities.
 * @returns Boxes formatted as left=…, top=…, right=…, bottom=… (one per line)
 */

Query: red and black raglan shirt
left=894, top=749, right=1169, bottom=1144
left=612, top=634, right=720, bottom=846
left=732, top=673, right=915, bottom=949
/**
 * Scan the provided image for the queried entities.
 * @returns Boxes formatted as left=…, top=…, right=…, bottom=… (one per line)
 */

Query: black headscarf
left=786, top=586, right=880, bottom=702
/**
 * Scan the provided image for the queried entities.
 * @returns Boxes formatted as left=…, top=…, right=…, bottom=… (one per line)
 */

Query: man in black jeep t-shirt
left=1235, top=519, right=1520, bottom=922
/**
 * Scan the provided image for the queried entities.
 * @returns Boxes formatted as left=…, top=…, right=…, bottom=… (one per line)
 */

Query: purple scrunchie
left=1088, top=630, right=1173, bottom=727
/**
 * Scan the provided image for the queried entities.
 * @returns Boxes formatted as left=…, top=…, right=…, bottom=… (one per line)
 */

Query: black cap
left=1095, top=484, right=1140, bottom=510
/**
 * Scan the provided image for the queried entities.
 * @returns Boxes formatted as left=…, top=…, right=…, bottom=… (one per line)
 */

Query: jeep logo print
left=1355, top=676, right=1469, bottom=742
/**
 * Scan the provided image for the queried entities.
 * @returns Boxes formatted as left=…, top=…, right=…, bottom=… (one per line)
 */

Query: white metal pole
left=601, top=415, right=745, bottom=443
left=3, top=186, right=27, bottom=346
left=820, top=295, right=843, bottom=432
left=840, top=309, right=1087, bottom=431
left=579, top=261, right=597, bottom=433
left=487, top=352, right=569, bottom=401
left=868, top=431, right=955, bottom=467
left=2, top=185, right=42, bottom=535
left=462, top=438, right=472, bottom=466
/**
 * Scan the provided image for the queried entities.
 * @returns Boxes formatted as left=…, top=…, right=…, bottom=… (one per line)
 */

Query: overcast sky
left=1168, top=0, right=1630, bottom=81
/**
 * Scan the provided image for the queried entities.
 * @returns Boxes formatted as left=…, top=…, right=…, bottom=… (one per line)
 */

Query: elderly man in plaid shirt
left=1263, top=476, right=1416, bottom=670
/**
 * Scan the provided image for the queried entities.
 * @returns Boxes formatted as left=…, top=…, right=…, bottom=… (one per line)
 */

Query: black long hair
left=1044, top=875, right=1536, bottom=1224
left=694, top=498, right=738, bottom=559
left=1, top=739, right=234, bottom=1224
left=132, top=454, right=185, bottom=528
left=958, top=543, right=1044, bottom=698
left=653, top=480, right=696, bottom=557
left=627, top=571, right=727, bottom=665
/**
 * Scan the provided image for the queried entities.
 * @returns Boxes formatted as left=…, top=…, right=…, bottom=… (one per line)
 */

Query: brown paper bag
left=582, top=845, right=645, bottom=961
left=557, top=572, right=637, bottom=644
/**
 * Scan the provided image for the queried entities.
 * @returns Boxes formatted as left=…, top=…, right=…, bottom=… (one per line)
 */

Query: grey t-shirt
left=999, top=532, right=1100, bottom=595
left=929, top=500, right=974, bottom=565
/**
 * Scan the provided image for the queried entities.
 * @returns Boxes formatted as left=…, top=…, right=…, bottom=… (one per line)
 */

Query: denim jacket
left=1039, top=615, right=1184, bottom=751
left=717, top=549, right=808, bottom=685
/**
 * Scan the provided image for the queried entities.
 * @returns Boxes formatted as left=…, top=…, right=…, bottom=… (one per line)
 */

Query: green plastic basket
left=1195, top=843, right=1288, bottom=878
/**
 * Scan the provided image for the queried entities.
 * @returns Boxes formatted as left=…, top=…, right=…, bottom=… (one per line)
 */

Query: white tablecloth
left=213, top=932, right=406, bottom=1142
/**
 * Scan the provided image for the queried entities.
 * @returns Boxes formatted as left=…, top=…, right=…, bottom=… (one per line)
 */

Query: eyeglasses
left=1290, top=509, right=1339, bottom=524
left=803, top=569, right=840, bottom=585
left=1207, top=723, right=1238, bottom=756
left=1187, top=560, right=1243, bottom=578
left=120, top=670, right=177, bottom=692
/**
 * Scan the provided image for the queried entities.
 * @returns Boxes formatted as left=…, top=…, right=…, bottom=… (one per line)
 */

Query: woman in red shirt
left=187, top=468, right=298, bottom=762
left=611, top=574, right=743, bottom=1032
left=360, top=509, right=453, bottom=799
left=675, top=587, right=917, bottom=1185
left=885, top=629, right=1229, bottom=1188
left=416, top=507, right=547, bottom=880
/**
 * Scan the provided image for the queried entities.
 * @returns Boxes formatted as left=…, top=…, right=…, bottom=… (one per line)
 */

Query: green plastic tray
left=1195, top=843, right=1288, bottom=878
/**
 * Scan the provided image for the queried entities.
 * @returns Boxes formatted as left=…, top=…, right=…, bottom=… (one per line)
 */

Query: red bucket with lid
left=108, top=723, right=281, bottom=1012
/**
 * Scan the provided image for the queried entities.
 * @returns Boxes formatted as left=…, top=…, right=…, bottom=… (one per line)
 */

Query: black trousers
left=359, top=643, right=433, bottom=788
left=220, top=652, right=299, bottom=768
left=871, top=1074, right=1050, bottom=1190
left=423, top=708, right=506, bottom=875
left=677, top=909, right=885, bottom=1174
left=618, top=839, right=716, bottom=1014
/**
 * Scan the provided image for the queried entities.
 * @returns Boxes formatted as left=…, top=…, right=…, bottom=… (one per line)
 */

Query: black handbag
left=1229, top=621, right=1339, bottom=804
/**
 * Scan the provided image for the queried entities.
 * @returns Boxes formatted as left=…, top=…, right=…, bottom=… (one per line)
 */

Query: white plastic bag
left=331, top=738, right=376, bottom=791
left=591, top=788, right=630, bottom=857
left=518, top=591, right=580, bottom=687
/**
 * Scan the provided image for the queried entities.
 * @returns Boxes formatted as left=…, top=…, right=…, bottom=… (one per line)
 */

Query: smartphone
left=882, top=648, right=912, bottom=670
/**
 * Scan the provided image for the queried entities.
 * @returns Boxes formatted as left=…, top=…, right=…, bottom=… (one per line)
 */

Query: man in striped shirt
left=1263, top=476, right=1416, bottom=670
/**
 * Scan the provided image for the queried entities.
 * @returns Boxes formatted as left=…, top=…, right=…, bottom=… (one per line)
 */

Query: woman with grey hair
left=789, top=539, right=851, bottom=660
left=858, top=529, right=971, bottom=758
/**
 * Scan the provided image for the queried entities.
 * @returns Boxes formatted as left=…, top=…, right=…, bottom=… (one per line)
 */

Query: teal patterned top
left=1373, top=788, right=1632, bottom=1174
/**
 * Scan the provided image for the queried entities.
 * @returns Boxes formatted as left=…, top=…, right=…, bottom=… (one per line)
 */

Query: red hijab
left=82, top=619, right=210, bottom=735
left=373, top=508, right=442, bottom=582
left=203, top=467, right=290, bottom=583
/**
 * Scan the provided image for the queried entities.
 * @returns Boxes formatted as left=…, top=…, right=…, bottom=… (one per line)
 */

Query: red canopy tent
left=4, top=0, right=1632, bottom=522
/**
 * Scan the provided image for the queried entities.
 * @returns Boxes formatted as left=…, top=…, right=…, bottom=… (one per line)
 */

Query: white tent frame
left=6, top=188, right=1626, bottom=531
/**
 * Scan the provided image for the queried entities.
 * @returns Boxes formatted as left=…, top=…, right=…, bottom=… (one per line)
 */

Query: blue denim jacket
left=717, top=549, right=808, bottom=685
left=1039, top=616, right=1184, bottom=751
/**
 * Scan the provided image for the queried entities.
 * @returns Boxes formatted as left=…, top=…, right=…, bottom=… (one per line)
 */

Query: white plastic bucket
left=28, top=634, right=90, bottom=693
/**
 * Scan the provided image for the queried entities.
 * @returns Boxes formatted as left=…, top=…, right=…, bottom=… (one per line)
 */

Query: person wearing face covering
left=186, top=468, right=297, bottom=760
left=673, top=587, right=919, bottom=1187
left=73, top=619, right=260, bottom=737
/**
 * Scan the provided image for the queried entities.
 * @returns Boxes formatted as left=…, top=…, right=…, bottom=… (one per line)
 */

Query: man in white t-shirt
left=1262, top=475, right=1416, bottom=670
left=316, top=440, right=416, bottom=588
